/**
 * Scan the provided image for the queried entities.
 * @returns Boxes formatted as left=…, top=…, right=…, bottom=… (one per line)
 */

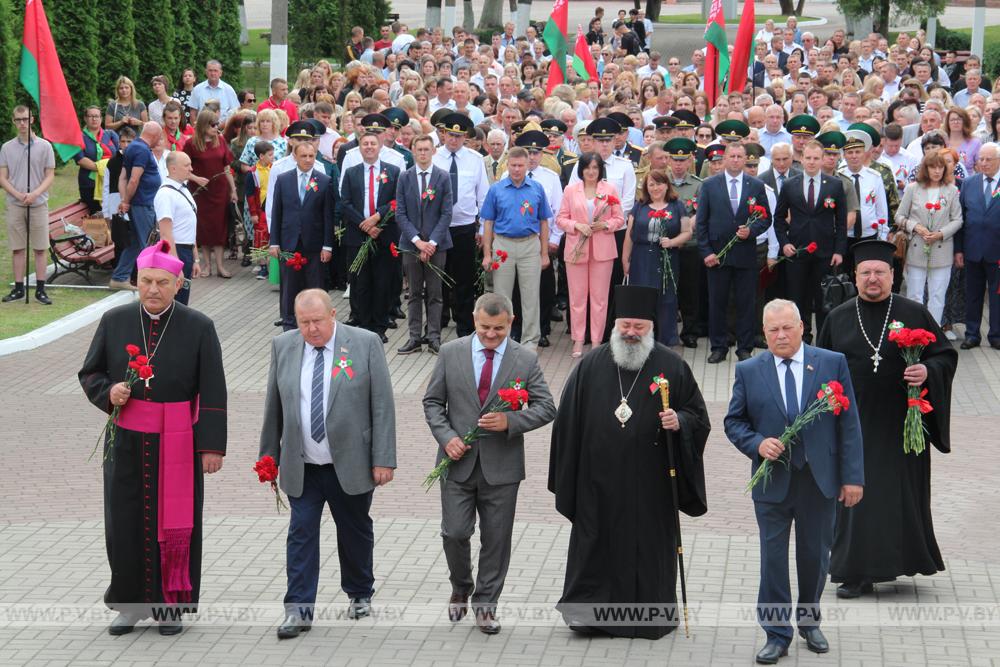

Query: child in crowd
left=245, top=140, right=274, bottom=279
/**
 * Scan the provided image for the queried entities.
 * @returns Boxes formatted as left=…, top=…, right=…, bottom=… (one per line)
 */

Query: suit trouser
left=440, top=459, right=520, bottom=611
left=403, top=250, right=446, bottom=342
left=753, top=466, right=835, bottom=645
left=285, top=464, right=375, bottom=619
left=566, top=259, right=614, bottom=344
left=786, top=255, right=830, bottom=340
left=493, top=234, right=541, bottom=349
left=443, top=223, right=477, bottom=337
left=679, top=244, right=708, bottom=337
left=754, top=242, right=769, bottom=338
left=347, top=244, right=392, bottom=333
left=706, top=263, right=755, bottom=352
left=280, top=250, right=324, bottom=330
left=964, top=258, right=1000, bottom=344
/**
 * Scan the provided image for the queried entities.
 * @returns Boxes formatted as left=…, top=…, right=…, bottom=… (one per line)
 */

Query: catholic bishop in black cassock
left=79, top=241, right=227, bottom=635
left=549, top=286, right=710, bottom=639
left=817, top=240, right=957, bottom=599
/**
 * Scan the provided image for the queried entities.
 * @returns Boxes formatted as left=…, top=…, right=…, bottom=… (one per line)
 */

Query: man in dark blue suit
left=395, top=134, right=453, bottom=355
left=269, top=141, right=336, bottom=330
left=956, top=143, right=1000, bottom=349
left=696, top=140, right=772, bottom=363
left=725, top=298, right=863, bottom=664
left=341, top=131, right=402, bottom=343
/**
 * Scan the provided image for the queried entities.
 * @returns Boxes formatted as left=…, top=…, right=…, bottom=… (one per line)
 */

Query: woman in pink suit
left=556, top=153, right=626, bottom=358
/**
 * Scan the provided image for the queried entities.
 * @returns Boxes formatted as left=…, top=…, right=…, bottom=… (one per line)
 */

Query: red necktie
left=478, top=348, right=495, bottom=406
left=368, top=165, right=376, bottom=217
left=807, top=177, right=815, bottom=208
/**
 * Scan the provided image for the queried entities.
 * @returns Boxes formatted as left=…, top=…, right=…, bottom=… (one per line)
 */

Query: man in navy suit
left=341, top=131, right=402, bottom=343
left=696, top=141, right=772, bottom=363
left=269, top=141, right=336, bottom=330
left=395, top=134, right=453, bottom=355
left=772, top=140, right=847, bottom=343
left=725, top=298, right=863, bottom=665
left=956, top=143, right=1000, bottom=349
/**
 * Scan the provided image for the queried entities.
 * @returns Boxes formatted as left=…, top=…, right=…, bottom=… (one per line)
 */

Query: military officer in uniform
left=608, top=111, right=644, bottom=166
left=665, top=138, right=708, bottom=348
left=786, top=114, right=820, bottom=167
left=816, top=131, right=860, bottom=245
left=383, top=108, right=415, bottom=169
left=700, top=119, right=751, bottom=178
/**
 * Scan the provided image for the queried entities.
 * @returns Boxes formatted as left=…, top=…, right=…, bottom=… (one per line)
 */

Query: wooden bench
left=48, top=201, right=116, bottom=285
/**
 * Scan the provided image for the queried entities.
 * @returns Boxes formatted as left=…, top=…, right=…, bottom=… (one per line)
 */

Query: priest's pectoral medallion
left=144, top=372, right=155, bottom=389
left=614, top=398, right=633, bottom=428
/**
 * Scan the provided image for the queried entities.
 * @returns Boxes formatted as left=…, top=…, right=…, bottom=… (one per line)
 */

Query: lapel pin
left=807, top=364, right=814, bottom=371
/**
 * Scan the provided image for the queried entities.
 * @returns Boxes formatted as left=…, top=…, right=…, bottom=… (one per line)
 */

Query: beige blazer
left=895, top=182, right=963, bottom=268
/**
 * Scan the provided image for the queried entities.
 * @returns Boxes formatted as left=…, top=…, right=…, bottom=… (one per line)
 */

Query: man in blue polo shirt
left=480, top=146, right=552, bottom=350
left=110, top=121, right=162, bottom=290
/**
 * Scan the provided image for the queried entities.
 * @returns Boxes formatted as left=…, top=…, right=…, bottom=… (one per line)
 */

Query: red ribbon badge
left=332, top=356, right=354, bottom=379
left=649, top=373, right=666, bottom=394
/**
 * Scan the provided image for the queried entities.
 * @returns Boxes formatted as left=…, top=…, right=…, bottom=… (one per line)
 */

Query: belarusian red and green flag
left=543, top=0, right=570, bottom=94
left=20, top=0, right=83, bottom=161
left=573, top=25, right=598, bottom=81
left=703, top=0, right=730, bottom=108
left=728, top=0, right=756, bottom=94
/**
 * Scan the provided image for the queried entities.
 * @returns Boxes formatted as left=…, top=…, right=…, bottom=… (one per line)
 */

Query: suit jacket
left=268, top=168, right=336, bottom=253
left=773, top=172, right=848, bottom=258
left=555, top=181, right=626, bottom=264
left=340, top=161, right=401, bottom=248
left=956, top=173, right=1000, bottom=263
left=896, top=182, right=963, bottom=268
left=258, top=324, right=396, bottom=498
left=395, top=164, right=454, bottom=252
left=759, top=166, right=802, bottom=194
left=695, top=172, right=772, bottom=268
left=422, top=335, right=557, bottom=486
left=483, top=153, right=503, bottom=184
left=751, top=61, right=766, bottom=89
left=724, top=345, right=864, bottom=503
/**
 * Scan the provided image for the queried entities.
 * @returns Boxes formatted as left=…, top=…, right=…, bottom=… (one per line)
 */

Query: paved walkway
left=1, top=260, right=998, bottom=666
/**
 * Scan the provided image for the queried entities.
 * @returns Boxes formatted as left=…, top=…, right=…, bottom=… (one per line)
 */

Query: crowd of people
left=24, top=5, right=986, bottom=661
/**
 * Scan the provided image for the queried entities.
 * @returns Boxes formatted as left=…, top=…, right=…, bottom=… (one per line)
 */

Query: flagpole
left=24, top=116, right=31, bottom=305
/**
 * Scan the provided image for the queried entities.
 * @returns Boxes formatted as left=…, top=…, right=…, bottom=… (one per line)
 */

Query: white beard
left=609, top=328, right=655, bottom=371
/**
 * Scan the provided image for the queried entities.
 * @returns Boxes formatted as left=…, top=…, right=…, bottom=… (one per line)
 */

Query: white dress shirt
left=725, top=171, right=744, bottom=209
left=433, top=145, right=490, bottom=227
left=757, top=183, right=779, bottom=259
left=264, top=153, right=298, bottom=223
left=472, top=334, right=507, bottom=390
left=568, top=155, right=637, bottom=218
left=840, top=166, right=889, bottom=239
left=411, top=166, right=438, bottom=247
left=802, top=173, right=821, bottom=204
left=774, top=343, right=805, bottom=414
left=299, top=329, right=336, bottom=465
left=339, top=145, right=406, bottom=189
left=358, top=160, right=382, bottom=218
left=153, top=177, right=198, bottom=245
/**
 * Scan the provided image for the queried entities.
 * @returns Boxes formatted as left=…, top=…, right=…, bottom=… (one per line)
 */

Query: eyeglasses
left=13, top=117, right=30, bottom=124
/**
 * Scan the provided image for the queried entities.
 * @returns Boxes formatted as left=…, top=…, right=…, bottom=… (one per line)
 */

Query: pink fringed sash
left=116, top=398, right=200, bottom=603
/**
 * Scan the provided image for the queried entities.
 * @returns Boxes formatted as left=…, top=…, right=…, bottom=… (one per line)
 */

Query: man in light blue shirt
left=188, top=60, right=240, bottom=123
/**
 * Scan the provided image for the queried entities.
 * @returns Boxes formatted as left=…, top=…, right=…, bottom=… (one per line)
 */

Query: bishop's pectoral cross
left=871, top=351, right=882, bottom=373
left=144, top=371, right=155, bottom=389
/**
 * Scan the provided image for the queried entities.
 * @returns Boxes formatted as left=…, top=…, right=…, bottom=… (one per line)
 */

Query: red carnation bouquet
left=249, top=247, right=309, bottom=271
left=649, top=209, right=677, bottom=294
left=762, top=241, right=818, bottom=274
left=747, top=379, right=851, bottom=492
left=253, top=455, right=288, bottom=511
left=91, top=344, right=155, bottom=461
left=389, top=242, right=456, bottom=286
left=475, top=248, right=508, bottom=292
left=887, top=320, right=936, bottom=455
left=423, top=378, right=529, bottom=490
left=715, top=198, right=768, bottom=265
left=350, top=200, right=397, bottom=274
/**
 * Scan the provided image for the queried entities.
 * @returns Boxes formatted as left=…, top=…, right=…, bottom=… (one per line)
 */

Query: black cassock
left=818, top=295, right=957, bottom=584
left=79, top=302, right=227, bottom=617
left=548, top=344, right=710, bottom=639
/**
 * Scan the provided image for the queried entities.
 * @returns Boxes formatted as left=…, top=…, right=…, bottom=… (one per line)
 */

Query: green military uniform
left=664, top=138, right=707, bottom=346
left=393, top=144, right=414, bottom=169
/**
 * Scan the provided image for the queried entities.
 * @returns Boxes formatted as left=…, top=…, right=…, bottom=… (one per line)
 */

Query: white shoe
left=945, top=330, right=957, bottom=341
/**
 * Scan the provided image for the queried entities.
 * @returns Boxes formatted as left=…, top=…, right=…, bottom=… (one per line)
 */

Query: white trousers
left=904, top=264, right=951, bottom=324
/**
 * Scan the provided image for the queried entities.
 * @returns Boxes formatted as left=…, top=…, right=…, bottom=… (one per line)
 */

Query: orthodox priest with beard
left=548, top=285, right=710, bottom=639
left=79, top=240, right=227, bottom=636
left=817, top=240, right=957, bottom=599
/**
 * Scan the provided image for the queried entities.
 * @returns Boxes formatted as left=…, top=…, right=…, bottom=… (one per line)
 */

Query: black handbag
left=820, top=272, right=857, bottom=314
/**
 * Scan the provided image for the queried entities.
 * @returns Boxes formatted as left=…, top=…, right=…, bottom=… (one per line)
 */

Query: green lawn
left=657, top=14, right=818, bottom=25
left=0, top=162, right=112, bottom=340
left=242, top=28, right=272, bottom=63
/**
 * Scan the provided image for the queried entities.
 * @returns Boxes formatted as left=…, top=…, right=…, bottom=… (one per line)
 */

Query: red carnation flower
left=806, top=242, right=818, bottom=254
left=135, top=355, right=148, bottom=366
left=491, top=261, right=500, bottom=271
left=137, top=365, right=154, bottom=380
left=390, top=242, right=399, bottom=258
left=390, top=200, right=397, bottom=211
left=125, top=344, right=141, bottom=357
left=925, top=202, right=935, bottom=210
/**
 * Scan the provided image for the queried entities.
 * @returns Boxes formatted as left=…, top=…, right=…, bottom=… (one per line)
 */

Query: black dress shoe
left=681, top=335, right=698, bottom=349
left=35, top=290, right=52, bottom=305
left=448, top=593, right=469, bottom=622
left=276, top=613, right=311, bottom=639
left=391, top=307, right=405, bottom=319
left=428, top=340, right=441, bottom=354
left=348, top=597, right=372, bottom=620
left=386, top=320, right=398, bottom=329
left=420, top=336, right=430, bottom=345
left=397, top=339, right=422, bottom=355
left=108, top=613, right=136, bottom=636
left=550, top=308, right=563, bottom=322
left=378, top=333, right=389, bottom=344
left=538, top=336, right=551, bottom=348
left=1, top=288, right=25, bottom=303
left=836, top=580, right=873, bottom=598
left=755, top=639, right=788, bottom=664
left=158, top=621, right=183, bottom=636
left=240, top=255, right=252, bottom=267
left=273, top=319, right=284, bottom=327
left=736, top=349, right=753, bottom=361
left=707, top=349, right=728, bottom=364
left=475, top=609, right=501, bottom=634
left=798, top=627, right=829, bottom=653
left=567, top=619, right=598, bottom=635
left=991, top=340, right=1000, bottom=350
left=960, top=338, right=980, bottom=349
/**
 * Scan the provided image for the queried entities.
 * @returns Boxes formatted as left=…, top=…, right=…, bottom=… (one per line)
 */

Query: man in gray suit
left=423, top=293, right=557, bottom=634
left=259, top=289, right=396, bottom=639
left=396, top=134, right=453, bottom=355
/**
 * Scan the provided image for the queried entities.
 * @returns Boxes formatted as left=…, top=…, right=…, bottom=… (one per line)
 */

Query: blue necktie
left=986, top=176, right=994, bottom=207
left=730, top=178, right=739, bottom=214
left=310, top=347, right=326, bottom=443
left=299, top=172, right=308, bottom=203
left=783, top=358, right=805, bottom=469
left=449, top=152, right=459, bottom=204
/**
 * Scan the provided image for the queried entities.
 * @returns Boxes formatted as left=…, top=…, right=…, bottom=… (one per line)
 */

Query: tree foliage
left=835, top=0, right=947, bottom=37
left=0, top=0, right=16, bottom=142
left=45, top=0, right=100, bottom=110
left=133, top=0, right=176, bottom=100
left=288, top=0, right=343, bottom=64
left=217, top=0, right=244, bottom=86
left=173, top=0, right=197, bottom=80
left=96, top=0, right=139, bottom=102
left=190, top=0, right=222, bottom=71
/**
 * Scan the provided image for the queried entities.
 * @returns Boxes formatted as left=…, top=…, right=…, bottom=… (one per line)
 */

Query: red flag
left=703, top=0, right=729, bottom=108
left=20, top=0, right=83, bottom=161
left=573, top=26, right=598, bottom=81
left=542, top=0, right=570, bottom=95
left=728, top=0, right=756, bottom=94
